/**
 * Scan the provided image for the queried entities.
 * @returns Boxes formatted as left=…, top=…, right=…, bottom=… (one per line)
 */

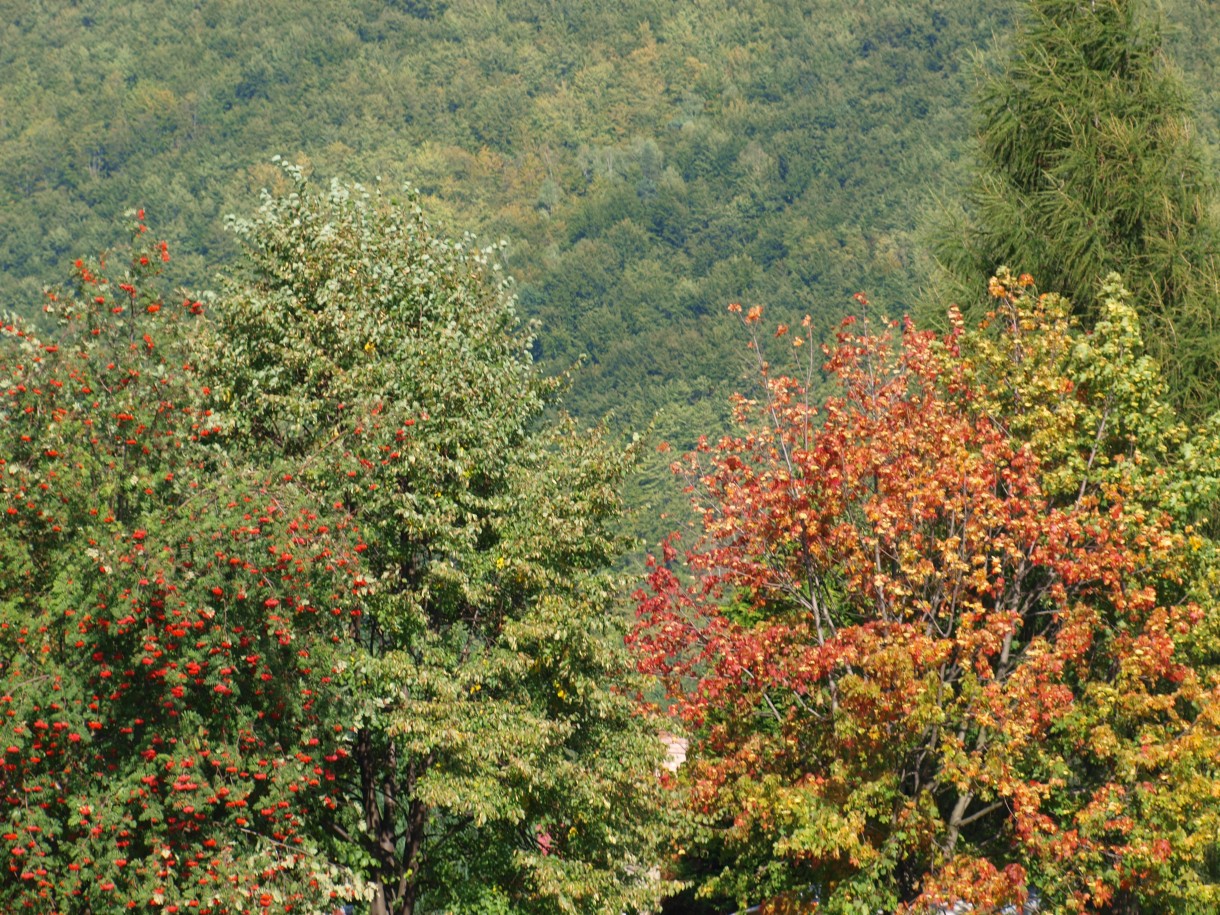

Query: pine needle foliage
left=930, top=0, right=1220, bottom=416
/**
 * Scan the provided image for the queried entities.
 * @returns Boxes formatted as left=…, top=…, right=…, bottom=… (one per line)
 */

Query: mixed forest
left=4, top=0, right=1220, bottom=913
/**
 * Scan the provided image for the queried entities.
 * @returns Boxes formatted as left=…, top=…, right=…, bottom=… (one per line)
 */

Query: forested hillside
left=6, top=0, right=1219, bottom=428
left=0, top=0, right=1013, bottom=432
left=9, top=0, right=1220, bottom=441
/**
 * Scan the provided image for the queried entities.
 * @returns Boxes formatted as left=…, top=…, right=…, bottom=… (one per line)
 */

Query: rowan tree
left=928, top=0, right=1220, bottom=416
left=205, top=169, right=671, bottom=915
left=634, top=274, right=1220, bottom=913
left=0, top=217, right=366, bottom=912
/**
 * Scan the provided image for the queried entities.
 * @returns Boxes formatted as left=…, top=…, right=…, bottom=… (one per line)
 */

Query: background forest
left=6, top=0, right=1220, bottom=400
left=6, top=0, right=1220, bottom=521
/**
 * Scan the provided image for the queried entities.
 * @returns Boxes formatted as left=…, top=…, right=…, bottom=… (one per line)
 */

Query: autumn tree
left=634, top=275, right=1220, bottom=913
left=0, top=218, right=366, bottom=912
left=929, top=0, right=1220, bottom=416
left=206, top=169, right=670, bottom=915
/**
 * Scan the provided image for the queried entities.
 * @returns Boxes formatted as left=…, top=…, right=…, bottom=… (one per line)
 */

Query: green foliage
left=0, top=0, right=1010, bottom=445
left=0, top=175, right=673, bottom=914
left=7, top=0, right=1220, bottom=437
left=206, top=169, right=671, bottom=915
left=929, top=0, right=1220, bottom=416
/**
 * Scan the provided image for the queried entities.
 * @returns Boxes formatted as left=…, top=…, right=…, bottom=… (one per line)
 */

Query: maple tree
left=0, top=216, right=365, bottom=912
left=634, top=273, right=1220, bottom=913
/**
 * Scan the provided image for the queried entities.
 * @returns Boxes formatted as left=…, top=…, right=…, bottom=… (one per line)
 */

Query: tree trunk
left=358, top=727, right=430, bottom=915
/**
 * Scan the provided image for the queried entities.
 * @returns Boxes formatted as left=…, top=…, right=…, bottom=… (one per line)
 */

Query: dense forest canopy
left=6, top=0, right=1219, bottom=427
left=7, top=0, right=1219, bottom=433
left=0, top=0, right=1016, bottom=429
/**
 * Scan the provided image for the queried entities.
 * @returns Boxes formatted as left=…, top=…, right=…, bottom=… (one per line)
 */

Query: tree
left=206, top=169, right=671, bottom=915
left=634, top=275, right=1220, bottom=913
left=0, top=180, right=672, bottom=914
left=929, top=0, right=1220, bottom=416
left=0, top=217, right=365, bottom=912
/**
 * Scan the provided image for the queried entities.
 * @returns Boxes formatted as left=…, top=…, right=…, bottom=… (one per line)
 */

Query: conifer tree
left=929, top=0, right=1220, bottom=415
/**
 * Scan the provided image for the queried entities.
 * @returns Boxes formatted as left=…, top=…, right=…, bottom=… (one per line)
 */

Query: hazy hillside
left=4, top=0, right=1217, bottom=527
left=0, top=1, right=1007, bottom=391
